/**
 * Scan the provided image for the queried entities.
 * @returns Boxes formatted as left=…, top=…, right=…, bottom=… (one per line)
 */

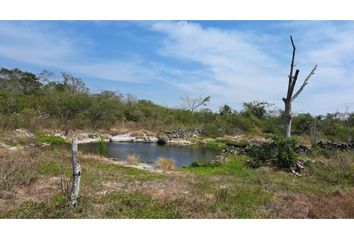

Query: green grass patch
left=205, top=139, right=227, bottom=150
left=36, top=160, right=70, bottom=176
left=102, top=192, right=181, bottom=218
left=210, top=185, right=273, bottom=218
left=218, top=139, right=249, bottom=148
left=94, top=162, right=166, bottom=182
left=204, top=139, right=249, bottom=151
left=184, top=155, right=257, bottom=178
left=36, top=135, right=65, bottom=144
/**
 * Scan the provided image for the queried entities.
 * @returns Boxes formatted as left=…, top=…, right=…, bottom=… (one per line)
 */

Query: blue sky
left=1, top=20, right=354, bottom=114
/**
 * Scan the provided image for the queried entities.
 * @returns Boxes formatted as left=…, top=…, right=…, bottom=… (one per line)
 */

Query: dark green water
left=80, top=142, right=219, bottom=167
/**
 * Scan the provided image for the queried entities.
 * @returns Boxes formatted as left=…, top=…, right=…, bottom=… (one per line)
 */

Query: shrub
left=127, top=154, right=140, bottom=165
left=155, top=158, right=176, bottom=171
left=248, top=136, right=298, bottom=169
left=204, top=123, right=223, bottom=138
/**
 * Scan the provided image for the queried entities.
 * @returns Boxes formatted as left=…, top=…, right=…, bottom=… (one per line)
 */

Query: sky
left=0, top=20, right=354, bottom=114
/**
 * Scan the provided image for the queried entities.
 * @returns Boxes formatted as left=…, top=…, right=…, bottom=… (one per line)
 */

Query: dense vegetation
left=1, top=67, right=353, bottom=142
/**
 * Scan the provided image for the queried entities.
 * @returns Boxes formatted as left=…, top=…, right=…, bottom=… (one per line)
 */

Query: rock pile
left=295, top=144, right=311, bottom=154
left=164, top=128, right=204, bottom=140
left=220, top=142, right=312, bottom=156
left=316, top=140, right=354, bottom=151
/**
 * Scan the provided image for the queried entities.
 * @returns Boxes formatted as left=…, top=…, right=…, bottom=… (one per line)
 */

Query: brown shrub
left=127, top=154, right=140, bottom=165
left=155, top=158, right=176, bottom=171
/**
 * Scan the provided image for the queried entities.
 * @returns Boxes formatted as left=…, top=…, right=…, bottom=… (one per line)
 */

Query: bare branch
left=287, top=35, right=297, bottom=97
left=288, top=69, right=300, bottom=99
left=291, top=65, right=317, bottom=102
left=181, top=95, right=211, bottom=112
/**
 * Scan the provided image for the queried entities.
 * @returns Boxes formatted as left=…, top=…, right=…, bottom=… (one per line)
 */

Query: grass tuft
left=155, top=158, right=176, bottom=171
left=127, top=154, right=140, bottom=165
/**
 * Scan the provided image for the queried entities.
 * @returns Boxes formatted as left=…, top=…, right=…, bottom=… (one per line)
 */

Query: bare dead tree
left=70, top=136, right=81, bottom=206
left=181, top=95, right=211, bottom=112
left=283, top=36, right=317, bottom=137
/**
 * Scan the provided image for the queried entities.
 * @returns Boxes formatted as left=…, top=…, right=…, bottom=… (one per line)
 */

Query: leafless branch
left=291, top=65, right=317, bottom=102
left=181, top=95, right=211, bottom=112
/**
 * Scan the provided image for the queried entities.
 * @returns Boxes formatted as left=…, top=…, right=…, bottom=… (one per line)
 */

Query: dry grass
left=270, top=190, right=354, bottom=218
left=127, top=154, right=140, bottom=165
left=155, top=158, right=176, bottom=171
left=0, top=130, right=353, bottom=219
left=0, top=149, right=38, bottom=192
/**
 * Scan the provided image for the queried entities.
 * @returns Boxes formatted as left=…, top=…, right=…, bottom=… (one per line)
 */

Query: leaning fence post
left=70, top=136, right=81, bottom=207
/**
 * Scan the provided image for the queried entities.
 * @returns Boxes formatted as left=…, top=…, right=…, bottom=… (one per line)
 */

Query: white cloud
left=151, top=21, right=354, bottom=114
left=0, top=21, right=158, bottom=83
left=151, top=21, right=288, bottom=109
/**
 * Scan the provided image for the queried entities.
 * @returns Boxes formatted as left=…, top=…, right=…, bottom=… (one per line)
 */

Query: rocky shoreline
left=76, top=130, right=196, bottom=145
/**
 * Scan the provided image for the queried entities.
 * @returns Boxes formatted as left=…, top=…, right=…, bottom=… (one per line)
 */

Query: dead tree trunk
left=70, top=136, right=81, bottom=207
left=283, top=35, right=317, bottom=137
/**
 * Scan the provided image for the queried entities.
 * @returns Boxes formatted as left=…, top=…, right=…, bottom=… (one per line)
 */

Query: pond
left=80, top=142, right=219, bottom=168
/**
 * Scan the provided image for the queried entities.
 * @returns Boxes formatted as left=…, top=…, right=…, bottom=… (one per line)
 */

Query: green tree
left=87, top=91, right=123, bottom=129
left=0, top=67, right=42, bottom=94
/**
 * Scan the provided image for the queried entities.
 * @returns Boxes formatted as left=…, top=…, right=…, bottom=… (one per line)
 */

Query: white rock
left=168, top=139, right=192, bottom=145
left=54, top=133, right=66, bottom=139
left=110, top=134, right=135, bottom=142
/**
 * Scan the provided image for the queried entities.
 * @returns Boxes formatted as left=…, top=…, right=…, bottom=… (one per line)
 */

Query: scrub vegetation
left=0, top=67, right=353, bottom=218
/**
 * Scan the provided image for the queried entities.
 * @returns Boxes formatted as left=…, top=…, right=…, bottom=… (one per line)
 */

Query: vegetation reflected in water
left=80, top=142, right=219, bottom=167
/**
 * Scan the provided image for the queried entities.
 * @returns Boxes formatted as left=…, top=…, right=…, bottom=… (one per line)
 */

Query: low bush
left=204, top=123, right=223, bottom=138
left=248, top=136, right=298, bottom=169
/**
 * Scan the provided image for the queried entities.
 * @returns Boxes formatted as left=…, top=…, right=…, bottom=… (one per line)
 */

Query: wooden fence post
left=311, top=116, right=317, bottom=146
left=71, top=136, right=81, bottom=206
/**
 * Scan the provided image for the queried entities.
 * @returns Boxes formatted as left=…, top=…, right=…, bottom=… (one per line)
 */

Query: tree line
left=0, top=67, right=353, bottom=142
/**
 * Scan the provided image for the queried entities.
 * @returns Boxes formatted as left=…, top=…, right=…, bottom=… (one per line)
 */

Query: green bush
left=204, top=123, right=222, bottom=138
left=248, top=136, right=298, bottom=169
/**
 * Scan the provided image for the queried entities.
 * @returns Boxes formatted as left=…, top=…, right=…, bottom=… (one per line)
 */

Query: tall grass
left=155, top=158, right=176, bottom=171
left=98, top=136, right=107, bottom=156
left=127, top=154, right=140, bottom=165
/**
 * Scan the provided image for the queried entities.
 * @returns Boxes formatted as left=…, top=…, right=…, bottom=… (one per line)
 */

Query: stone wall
left=164, top=128, right=205, bottom=140
left=316, top=140, right=354, bottom=151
